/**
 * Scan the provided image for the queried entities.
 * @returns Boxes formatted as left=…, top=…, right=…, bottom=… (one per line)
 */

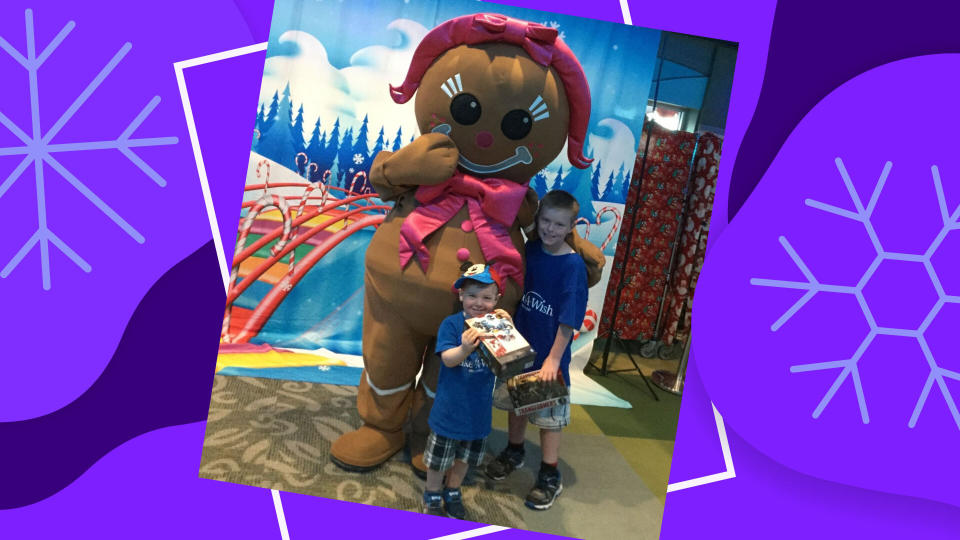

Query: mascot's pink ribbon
left=398, top=171, right=528, bottom=287
left=470, top=14, right=559, bottom=65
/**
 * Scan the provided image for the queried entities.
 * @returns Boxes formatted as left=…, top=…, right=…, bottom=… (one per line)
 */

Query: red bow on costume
left=470, top=14, right=558, bottom=66
left=398, top=171, right=528, bottom=288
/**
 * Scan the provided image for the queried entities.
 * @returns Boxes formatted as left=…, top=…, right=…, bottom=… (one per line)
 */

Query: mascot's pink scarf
left=398, top=171, right=527, bottom=287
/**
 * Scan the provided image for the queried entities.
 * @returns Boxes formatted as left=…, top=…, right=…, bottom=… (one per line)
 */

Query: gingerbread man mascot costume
left=330, top=12, right=602, bottom=472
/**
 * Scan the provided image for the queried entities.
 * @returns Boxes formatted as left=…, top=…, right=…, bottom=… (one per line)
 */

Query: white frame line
left=174, top=41, right=268, bottom=291
left=666, top=404, right=736, bottom=492
left=272, top=489, right=291, bottom=540
left=173, top=40, right=294, bottom=539
left=430, top=526, right=509, bottom=540
left=619, top=0, right=633, bottom=25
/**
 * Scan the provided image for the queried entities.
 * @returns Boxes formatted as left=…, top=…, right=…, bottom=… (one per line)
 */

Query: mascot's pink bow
left=398, top=172, right=528, bottom=287
left=470, top=14, right=559, bottom=66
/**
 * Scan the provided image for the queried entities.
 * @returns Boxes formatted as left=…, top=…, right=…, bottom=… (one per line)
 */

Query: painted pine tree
left=370, top=126, right=386, bottom=163
left=317, top=117, right=340, bottom=180
left=551, top=165, right=564, bottom=191
left=254, top=103, right=267, bottom=150
left=589, top=160, right=603, bottom=200
left=558, top=165, right=596, bottom=221
left=531, top=170, right=549, bottom=198
left=306, top=119, right=324, bottom=164
left=602, top=163, right=625, bottom=203
left=257, top=84, right=297, bottom=170
left=602, top=170, right=616, bottom=201
left=264, top=90, right=279, bottom=134
left=392, top=126, right=403, bottom=152
left=338, top=127, right=356, bottom=187
left=352, top=115, right=371, bottom=175
left=283, top=83, right=292, bottom=122
left=620, top=170, right=632, bottom=202
left=291, top=104, right=306, bottom=154
left=256, top=103, right=267, bottom=133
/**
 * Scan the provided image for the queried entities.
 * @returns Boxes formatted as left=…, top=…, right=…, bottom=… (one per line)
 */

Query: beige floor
left=200, top=338, right=684, bottom=539
left=486, top=338, right=684, bottom=538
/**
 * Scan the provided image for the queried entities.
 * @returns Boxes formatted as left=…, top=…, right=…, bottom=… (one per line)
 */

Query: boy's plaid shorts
left=423, top=431, right=487, bottom=471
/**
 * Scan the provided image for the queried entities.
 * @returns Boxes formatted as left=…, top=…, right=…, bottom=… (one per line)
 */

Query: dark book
left=507, top=371, right=569, bottom=416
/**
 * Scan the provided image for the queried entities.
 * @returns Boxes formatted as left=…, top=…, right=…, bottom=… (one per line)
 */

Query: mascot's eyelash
left=440, top=73, right=464, bottom=98
left=529, top=95, right=550, bottom=121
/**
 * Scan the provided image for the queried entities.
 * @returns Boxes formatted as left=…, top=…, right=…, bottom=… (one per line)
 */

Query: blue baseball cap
left=454, top=263, right=502, bottom=293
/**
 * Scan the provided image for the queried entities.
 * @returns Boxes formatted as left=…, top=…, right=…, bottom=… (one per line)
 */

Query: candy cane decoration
left=348, top=171, right=368, bottom=195
left=255, top=159, right=271, bottom=194
left=582, top=308, right=598, bottom=331
left=573, top=308, right=598, bottom=341
left=597, top=206, right=621, bottom=251
left=318, top=169, right=331, bottom=209
left=295, top=152, right=308, bottom=177
left=221, top=192, right=292, bottom=342
left=575, top=216, right=591, bottom=239
left=285, top=168, right=332, bottom=277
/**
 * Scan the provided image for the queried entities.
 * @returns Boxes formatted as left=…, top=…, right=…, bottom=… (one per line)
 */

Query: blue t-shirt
left=514, top=239, right=588, bottom=386
left=429, top=312, right=496, bottom=441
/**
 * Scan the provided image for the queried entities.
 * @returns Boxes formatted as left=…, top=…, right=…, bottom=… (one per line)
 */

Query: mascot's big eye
left=450, top=93, right=482, bottom=125
left=500, top=109, right=533, bottom=140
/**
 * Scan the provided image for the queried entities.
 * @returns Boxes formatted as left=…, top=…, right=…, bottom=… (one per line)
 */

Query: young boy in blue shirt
left=423, top=264, right=511, bottom=519
left=485, top=190, right=589, bottom=511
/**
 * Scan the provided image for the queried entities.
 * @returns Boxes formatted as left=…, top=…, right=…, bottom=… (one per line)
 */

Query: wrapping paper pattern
left=600, top=123, right=697, bottom=340
left=661, top=132, right=722, bottom=345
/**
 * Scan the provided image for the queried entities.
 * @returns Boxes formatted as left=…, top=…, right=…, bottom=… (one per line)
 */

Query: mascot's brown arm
left=516, top=187, right=539, bottom=229
left=369, top=132, right=460, bottom=201
left=572, top=231, right=606, bottom=288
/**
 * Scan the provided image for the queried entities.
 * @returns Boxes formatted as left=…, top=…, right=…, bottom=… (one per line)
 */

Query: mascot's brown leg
left=409, top=346, right=440, bottom=478
left=330, top=278, right=431, bottom=472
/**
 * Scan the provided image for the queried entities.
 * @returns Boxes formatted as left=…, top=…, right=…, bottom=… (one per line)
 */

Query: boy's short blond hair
left=538, top=190, right=579, bottom=224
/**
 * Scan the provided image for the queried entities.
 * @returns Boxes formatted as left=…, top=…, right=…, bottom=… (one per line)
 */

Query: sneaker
left=485, top=445, right=525, bottom=481
left=524, top=467, right=563, bottom=510
left=442, top=487, right=466, bottom=520
left=422, top=491, right=444, bottom=517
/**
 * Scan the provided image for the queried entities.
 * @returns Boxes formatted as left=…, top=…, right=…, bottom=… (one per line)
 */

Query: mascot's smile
left=431, top=123, right=532, bottom=174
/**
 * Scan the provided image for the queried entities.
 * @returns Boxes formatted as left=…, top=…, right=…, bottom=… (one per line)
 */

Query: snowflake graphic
left=751, top=158, right=960, bottom=429
left=0, top=10, right=177, bottom=290
left=539, top=20, right=566, bottom=40
left=352, top=152, right=364, bottom=165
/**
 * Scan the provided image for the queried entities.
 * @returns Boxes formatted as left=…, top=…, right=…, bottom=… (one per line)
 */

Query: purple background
left=695, top=52, right=960, bottom=507
left=2, top=0, right=959, bottom=538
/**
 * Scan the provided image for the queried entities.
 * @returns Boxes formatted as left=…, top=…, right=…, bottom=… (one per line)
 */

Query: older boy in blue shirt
left=485, top=190, right=589, bottom=511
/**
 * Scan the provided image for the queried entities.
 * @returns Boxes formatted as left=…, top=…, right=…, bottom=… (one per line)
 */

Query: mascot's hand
left=517, top=188, right=539, bottom=230
left=566, top=229, right=605, bottom=288
left=370, top=132, right=459, bottom=200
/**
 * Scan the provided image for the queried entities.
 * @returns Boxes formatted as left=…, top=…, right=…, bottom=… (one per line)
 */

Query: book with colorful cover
left=465, top=312, right=536, bottom=378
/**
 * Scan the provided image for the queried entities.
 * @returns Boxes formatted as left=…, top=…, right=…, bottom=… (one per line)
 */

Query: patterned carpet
left=199, top=372, right=676, bottom=538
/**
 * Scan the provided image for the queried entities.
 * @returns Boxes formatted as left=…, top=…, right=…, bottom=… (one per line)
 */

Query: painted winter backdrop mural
left=222, top=0, right=660, bottom=402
